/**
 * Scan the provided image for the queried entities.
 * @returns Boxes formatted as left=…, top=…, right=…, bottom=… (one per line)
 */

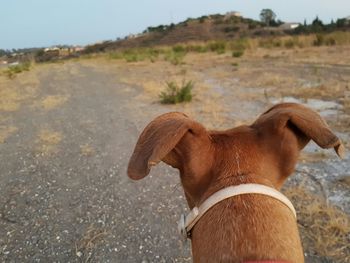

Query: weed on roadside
left=159, top=80, right=193, bottom=104
left=4, top=62, right=31, bottom=79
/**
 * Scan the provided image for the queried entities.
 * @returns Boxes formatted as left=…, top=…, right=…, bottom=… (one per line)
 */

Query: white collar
left=178, top=183, right=296, bottom=239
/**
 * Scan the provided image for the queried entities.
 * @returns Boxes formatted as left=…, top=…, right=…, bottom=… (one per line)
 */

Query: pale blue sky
left=1, top=0, right=349, bottom=49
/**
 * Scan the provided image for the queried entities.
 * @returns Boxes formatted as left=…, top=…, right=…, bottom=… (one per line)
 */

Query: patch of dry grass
left=34, top=95, right=69, bottom=110
left=0, top=86, right=22, bottom=111
left=0, top=126, right=18, bottom=143
left=80, top=144, right=94, bottom=156
left=284, top=185, right=350, bottom=262
left=75, top=224, right=107, bottom=262
left=257, top=72, right=296, bottom=88
left=0, top=70, right=39, bottom=111
left=36, top=129, right=62, bottom=155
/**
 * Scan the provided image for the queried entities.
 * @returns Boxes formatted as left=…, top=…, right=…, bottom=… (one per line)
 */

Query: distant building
left=279, top=23, right=300, bottom=30
left=72, top=46, right=84, bottom=52
left=225, top=11, right=242, bottom=18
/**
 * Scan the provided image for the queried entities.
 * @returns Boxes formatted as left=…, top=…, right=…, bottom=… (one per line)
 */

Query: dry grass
left=80, top=144, right=95, bottom=156
left=0, top=70, right=39, bottom=111
left=75, top=224, right=107, bottom=262
left=36, top=129, right=62, bottom=155
left=34, top=95, right=69, bottom=110
left=0, top=126, right=18, bottom=143
left=0, top=86, right=22, bottom=111
left=284, top=185, right=350, bottom=262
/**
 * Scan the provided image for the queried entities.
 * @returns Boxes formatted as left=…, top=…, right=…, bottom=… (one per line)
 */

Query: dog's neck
left=198, top=173, right=277, bottom=206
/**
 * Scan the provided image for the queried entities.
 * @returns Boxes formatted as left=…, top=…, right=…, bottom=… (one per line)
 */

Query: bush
left=5, top=62, right=31, bottom=79
left=185, top=45, right=208, bottom=53
left=159, top=80, right=193, bottom=104
left=108, top=52, right=123, bottom=60
left=208, top=41, right=226, bottom=54
left=120, top=48, right=160, bottom=63
left=232, top=50, right=244, bottom=57
left=172, top=45, right=186, bottom=53
left=229, top=38, right=249, bottom=51
left=164, top=50, right=185, bottom=65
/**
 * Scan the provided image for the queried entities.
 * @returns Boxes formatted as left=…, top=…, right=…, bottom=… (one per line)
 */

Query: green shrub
left=172, top=45, right=186, bottom=53
left=5, top=62, right=31, bottom=79
left=120, top=48, right=160, bottom=63
left=108, top=52, right=123, bottom=59
left=185, top=45, right=208, bottom=53
left=259, top=38, right=282, bottom=48
left=159, top=80, right=193, bottom=104
left=232, top=50, right=244, bottom=57
left=208, top=41, right=226, bottom=54
left=164, top=50, right=185, bottom=65
left=229, top=38, right=249, bottom=51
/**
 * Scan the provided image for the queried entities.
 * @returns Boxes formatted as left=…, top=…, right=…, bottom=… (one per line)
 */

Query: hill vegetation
left=82, top=12, right=350, bottom=54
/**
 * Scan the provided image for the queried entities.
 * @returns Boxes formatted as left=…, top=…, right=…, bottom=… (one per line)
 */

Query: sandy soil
left=0, top=46, right=349, bottom=262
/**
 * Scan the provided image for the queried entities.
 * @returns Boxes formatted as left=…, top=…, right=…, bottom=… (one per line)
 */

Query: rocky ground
left=0, top=46, right=349, bottom=262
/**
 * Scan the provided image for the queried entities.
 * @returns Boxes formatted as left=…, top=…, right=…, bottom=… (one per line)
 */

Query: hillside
left=83, top=13, right=350, bottom=54
left=83, top=14, right=279, bottom=52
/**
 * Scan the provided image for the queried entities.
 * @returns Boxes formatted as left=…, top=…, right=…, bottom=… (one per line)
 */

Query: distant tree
left=260, top=9, right=276, bottom=26
left=312, top=16, right=323, bottom=27
left=0, top=49, right=8, bottom=57
left=311, top=16, right=324, bottom=32
left=270, top=19, right=284, bottom=27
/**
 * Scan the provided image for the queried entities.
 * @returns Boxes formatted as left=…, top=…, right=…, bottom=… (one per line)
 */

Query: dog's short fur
left=127, top=103, right=344, bottom=263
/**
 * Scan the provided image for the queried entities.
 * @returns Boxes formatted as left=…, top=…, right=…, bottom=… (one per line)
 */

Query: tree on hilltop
left=260, top=9, right=276, bottom=26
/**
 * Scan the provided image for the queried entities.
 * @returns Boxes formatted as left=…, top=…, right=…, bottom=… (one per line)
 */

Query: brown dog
left=127, top=103, right=344, bottom=263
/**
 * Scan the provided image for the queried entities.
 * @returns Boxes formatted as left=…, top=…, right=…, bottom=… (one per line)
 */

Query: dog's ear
left=127, top=112, right=207, bottom=180
left=253, top=103, right=345, bottom=158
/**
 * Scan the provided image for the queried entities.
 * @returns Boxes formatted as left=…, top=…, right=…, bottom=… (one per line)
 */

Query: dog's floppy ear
left=254, top=103, right=345, bottom=158
left=128, top=112, right=206, bottom=180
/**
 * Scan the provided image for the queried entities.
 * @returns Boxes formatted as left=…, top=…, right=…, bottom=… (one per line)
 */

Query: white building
left=279, top=23, right=300, bottom=30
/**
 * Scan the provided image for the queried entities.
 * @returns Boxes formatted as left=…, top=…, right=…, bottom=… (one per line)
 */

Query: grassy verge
left=285, top=185, right=349, bottom=262
left=3, top=62, right=31, bottom=79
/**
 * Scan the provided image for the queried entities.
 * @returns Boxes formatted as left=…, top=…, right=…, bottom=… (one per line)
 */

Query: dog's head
left=128, top=103, right=344, bottom=207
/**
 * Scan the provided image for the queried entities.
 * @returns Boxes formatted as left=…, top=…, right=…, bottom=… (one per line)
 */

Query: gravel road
left=0, top=62, right=191, bottom=262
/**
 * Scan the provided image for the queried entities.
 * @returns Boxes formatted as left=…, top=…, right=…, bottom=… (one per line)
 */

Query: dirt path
left=0, top=48, right=349, bottom=262
left=0, top=61, right=192, bottom=262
